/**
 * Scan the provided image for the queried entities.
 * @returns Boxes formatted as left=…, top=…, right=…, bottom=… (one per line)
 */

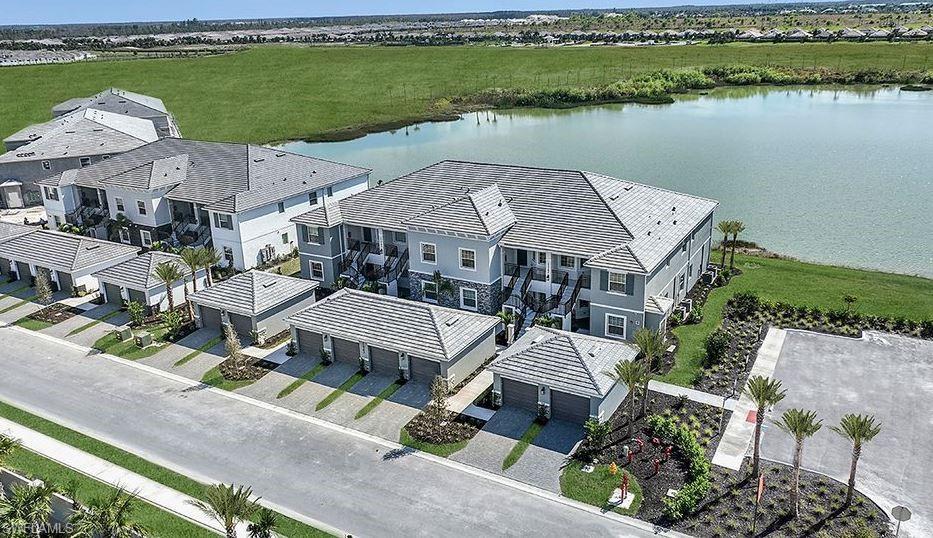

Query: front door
left=517, top=249, right=528, bottom=266
left=362, top=227, right=373, bottom=243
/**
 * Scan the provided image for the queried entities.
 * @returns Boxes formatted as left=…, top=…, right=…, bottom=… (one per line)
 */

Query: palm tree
left=633, top=328, right=665, bottom=415
left=0, top=481, right=56, bottom=537
left=831, top=414, right=882, bottom=506
left=179, top=248, right=202, bottom=294
left=199, top=248, right=222, bottom=287
left=431, top=270, right=454, bottom=300
left=744, top=375, right=787, bottom=477
left=247, top=507, right=278, bottom=538
left=69, top=488, right=149, bottom=538
left=188, top=483, right=259, bottom=538
left=606, top=360, right=646, bottom=436
left=775, top=408, right=822, bottom=519
left=151, top=262, right=184, bottom=313
left=716, top=220, right=732, bottom=268
left=729, top=220, right=746, bottom=270
left=0, top=434, right=20, bottom=471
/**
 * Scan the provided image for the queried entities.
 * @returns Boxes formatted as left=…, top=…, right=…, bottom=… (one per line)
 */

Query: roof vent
left=275, top=153, right=285, bottom=157
left=647, top=231, right=651, bottom=236
left=609, top=194, right=619, bottom=201
left=623, top=185, right=633, bottom=191
left=262, top=281, right=278, bottom=289
left=85, top=245, right=100, bottom=251
left=253, top=158, right=265, bottom=163
left=445, top=317, right=460, bottom=327
left=657, top=220, right=661, bottom=225
left=673, top=220, right=677, bottom=225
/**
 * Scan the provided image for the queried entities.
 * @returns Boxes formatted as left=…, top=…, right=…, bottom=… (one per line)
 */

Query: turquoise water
left=281, top=86, right=933, bottom=278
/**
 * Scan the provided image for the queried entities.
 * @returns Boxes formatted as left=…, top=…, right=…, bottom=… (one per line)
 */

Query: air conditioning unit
left=680, top=298, right=693, bottom=315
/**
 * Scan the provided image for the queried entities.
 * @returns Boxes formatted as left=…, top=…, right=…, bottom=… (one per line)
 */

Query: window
left=459, top=248, right=476, bottom=270
left=606, top=314, right=627, bottom=339
left=559, top=255, right=575, bottom=269
left=422, top=281, right=438, bottom=303
left=460, top=288, right=478, bottom=310
left=277, top=201, right=285, bottom=213
left=43, top=186, right=59, bottom=201
left=281, top=232, right=290, bottom=244
left=79, top=157, right=91, bottom=167
left=223, top=246, right=234, bottom=264
left=114, top=197, right=125, bottom=212
left=136, top=200, right=147, bottom=216
left=309, top=191, right=318, bottom=205
left=679, top=273, right=686, bottom=291
left=682, top=241, right=688, bottom=253
left=608, top=272, right=626, bottom=294
left=213, top=213, right=233, bottom=230
left=420, top=242, right=436, bottom=264
left=140, top=230, right=152, bottom=247
left=52, top=215, right=61, bottom=227
left=394, top=231, right=407, bottom=243
left=301, top=225, right=322, bottom=245
left=41, top=160, right=52, bottom=171
left=326, top=186, right=333, bottom=196
left=118, top=228, right=130, bottom=244
left=310, top=261, right=324, bottom=281
left=535, top=251, right=547, bottom=264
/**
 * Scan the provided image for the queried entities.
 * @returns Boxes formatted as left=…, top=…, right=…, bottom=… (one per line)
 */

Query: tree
left=0, top=434, right=20, bottom=470
left=831, top=414, right=882, bottom=506
left=223, top=323, right=242, bottom=361
left=198, top=248, right=222, bottom=287
left=533, top=315, right=561, bottom=329
left=775, top=408, right=822, bottom=519
left=126, top=301, right=145, bottom=327
left=842, top=294, right=858, bottom=313
left=427, top=375, right=449, bottom=424
left=188, top=484, right=259, bottom=538
left=151, top=261, right=184, bottom=313
left=179, top=247, right=202, bottom=317
left=0, top=481, right=56, bottom=537
left=728, top=220, right=746, bottom=270
left=107, top=214, right=132, bottom=243
left=247, top=507, right=278, bottom=538
left=716, top=220, right=732, bottom=268
left=69, top=488, right=149, bottom=538
left=431, top=270, right=454, bottom=300
left=606, top=360, right=646, bottom=436
left=583, top=419, right=612, bottom=451
left=744, top=375, right=786, bottom=477
left=34, top=268, right=53, bottom=304
left=633, top=328, right=664, bottom=415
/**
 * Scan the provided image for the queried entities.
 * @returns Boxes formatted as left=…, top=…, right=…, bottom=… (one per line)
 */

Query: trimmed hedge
left=648, top=414, right=711, bottom=520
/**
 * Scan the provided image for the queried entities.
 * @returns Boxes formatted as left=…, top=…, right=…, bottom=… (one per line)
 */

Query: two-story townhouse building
left=290, top=160, right=717, bottom=342
left=38, top=138, right=370, bottom=270
left=47, top=88, right=181, bottom=139
left=0, top=109, right=159, bottom=210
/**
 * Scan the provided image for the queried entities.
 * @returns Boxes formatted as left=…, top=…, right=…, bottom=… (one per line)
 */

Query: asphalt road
left=0, top=327, right=660, bottom=538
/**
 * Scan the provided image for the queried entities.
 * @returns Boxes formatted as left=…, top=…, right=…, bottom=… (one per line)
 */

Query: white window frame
left=460, top=287, right=478, bottom=311
left=394, top=231, right=407, bottom=243
left=559, top=255, right=575, bottom=269
left=136, top=200, right=147, bottom=216
left=114, top=197, right=125, bottom=212
left=43, top=186, right=59, bottom=201
left=422, top=280, right=438, bottom=303
left=309, top=191, right=318, bottom=205
left=458, top=248, right=476, bottom=271
left=535, top=251, right=547, bottom=264
left=608, top=271, right=627, bottom=294
left=140, top=230, right=152, bottom=247
left=281, top=232, right=290, bottom=244
left=41, top=160, right=52, bottom=171
left=679, top=273, right=686, bottom=291
left=605, top=313, right=627, bottom=339
left=118, top=228, right=130, bottom=244
left=213, top=213, right=233, bottom=230
left=309, top=260, right=324, bottom=281
left=79, top=157, right=91, bottom=167
left=420, top=242, right=437, bottom=264
left=277, top=201, right=285, bottom=213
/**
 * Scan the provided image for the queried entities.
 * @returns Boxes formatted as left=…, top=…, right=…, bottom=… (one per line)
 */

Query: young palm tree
left=0, top=481, right=56, bottom=537
left=431, top=270, right=455, bottom=300
left=606, top=360, right=646, bottom=436
left=247, top=507, right=278, bottom=538
left=831, top=414, right=882, bottom=506
left=188, top=483, right=259, bottom=538
left=744, top=375, right=787, bottom=477
left=69, top=488, right=149, bottom=538
left=179, top=248, right=202, bottom=294
left=716, top=220, right=732, bottom=268
left=0, top=434, right=21, bottom=469
left=775, top=408, right=822, bottom=519
left=633, top=328, right=665, bottom=415
left=199, top=248, right=222, bottom=287
left=729, top=220, right=746, bottom=270
left=151, top=261, right=184, bottom=313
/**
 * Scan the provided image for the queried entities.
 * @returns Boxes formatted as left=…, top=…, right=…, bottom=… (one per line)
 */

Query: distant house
left=50, top=88, right=181, bottom=139
left=93, top=251, right=207, bottom=314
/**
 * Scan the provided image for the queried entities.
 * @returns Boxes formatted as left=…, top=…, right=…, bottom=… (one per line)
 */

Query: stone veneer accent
left=408, top=271, right=500, bottom=315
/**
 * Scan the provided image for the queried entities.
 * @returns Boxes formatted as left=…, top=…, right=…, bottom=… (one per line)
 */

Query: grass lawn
left=5, top=448, right=216, bottom=537
left=174, top=335, right=223, bottom=367
left=661, top=251, right=933, bottom=387
left=276, top=362, right=326, bottom=399
left=14, top=316, right=54, bottom=331
left=560, top=461, right=643, bottom=517
left=200, top=365, right=257, bottom=391
left=354, top=380, right=404, bottom=419
left=2, top=43, right=931, bottom=145
left=0, top=294, right=37, bottom=315
left=66, top=308, right=124, bottom=337
left=399, top=427, right=469, bottom=458
left=0, top=400, right=332, bottom=537
left=315, top=372, right=365, bottom=411
left=502, top=421, right=545, bottom=470
left=92, top=325, right=171, bottom=361
left=267, top=256, right=301, bottom=277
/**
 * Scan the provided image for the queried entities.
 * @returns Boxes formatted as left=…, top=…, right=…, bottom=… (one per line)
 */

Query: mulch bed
left=217, top=354, right=278, bottom=382
left=405, top=410, right=484, bottom=445
left=256, top=329, right=290, bottom=349
left=28, top=303, right=83, bottom=324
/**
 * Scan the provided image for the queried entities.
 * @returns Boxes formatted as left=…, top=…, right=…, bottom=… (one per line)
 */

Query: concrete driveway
left=0, top=290, right=69, bottom=324
left=762, top=330, right=933, bottom=538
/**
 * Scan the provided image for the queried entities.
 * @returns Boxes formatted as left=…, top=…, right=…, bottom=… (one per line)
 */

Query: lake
left=280, top=86, right=933, bottom=278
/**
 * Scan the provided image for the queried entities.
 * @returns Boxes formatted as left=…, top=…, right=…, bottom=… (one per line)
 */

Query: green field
left=1, top=43, right=930, bottom=145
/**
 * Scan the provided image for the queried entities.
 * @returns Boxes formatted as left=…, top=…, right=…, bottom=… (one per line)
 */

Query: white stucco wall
left=104, top=185, right=173, bottom=227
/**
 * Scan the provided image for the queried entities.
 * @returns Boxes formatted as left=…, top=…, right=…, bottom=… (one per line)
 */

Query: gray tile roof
left=0, top=109, right=159, bottom=164
left=404, top=184, right=516, bottom=237
left=92, top=252, right=194, bottom=291
left=490, top=326, right=639, bottom=398
left=0, top=222, right=37, bottom=244
left=188, top=270, right=318, bottom=317
left=68, top=139, right=369, bottom=214
left=584, top=244, right=646, bottom=273
left=291, top=200, right=342, bottom=228
left=285, top=288, right=500, bottom=362
left=99, top=154, right=188, bottom=191
left=645, top=295, right=675, bottom=316
left=51, top=88, right=177, bottom=136
left=0, top=230, right=140, bottom=273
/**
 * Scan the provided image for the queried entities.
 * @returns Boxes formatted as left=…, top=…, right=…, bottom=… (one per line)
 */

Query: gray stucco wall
left=407, top=230, right=498, bottom=284
left=0, top=154, right=111, bottom=207
left=596, top=379, right=630, bottom=421
left=644, top=214, right=714, bottom=304
left=255, top=290, right=317, bottom=337
left=297, top=224, right=343, bottom=286
left=442, top=327, right=497, bottom=386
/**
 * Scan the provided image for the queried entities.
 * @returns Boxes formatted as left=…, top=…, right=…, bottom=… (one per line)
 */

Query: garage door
left=551, top=390, right=591, bottom=423
left=104, top=283, right=123, bottom=305
left=370, top=346, right=399, bottom=375
left=297, top=329, right=323, bottom=358
left=199, top=306, right=223, bottom=331
left=128, top=289, right=147, bottom=311
left=332, top=337, right=360, bottom=365
left=15, top=262, right=30, bottom=283
left=0, top=258, right=11, bottom=279
left=409, top=356, right=441, bottom=384
left=501, top=378, right=538, bottom=411
left=56, top=271, right=73, bottom=294
left=229, top=313, right=254, bottom=337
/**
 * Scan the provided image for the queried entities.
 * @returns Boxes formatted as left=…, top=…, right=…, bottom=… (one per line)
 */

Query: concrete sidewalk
left=0, top=417, right=231, bottom=536
left=648, top=379, right=738, bottom=411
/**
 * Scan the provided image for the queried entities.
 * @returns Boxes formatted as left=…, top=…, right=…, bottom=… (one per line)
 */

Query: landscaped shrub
left=648, top=414, right=711, bottom=520
left=126, top=301, right=145, bottom=327
left=921, top=320, right=933, bottom=339
left=727, top=292, right=760, bottom=319
left=583, top=418, right=612, bottom=451
left=703, top=329, right=730, bottom=367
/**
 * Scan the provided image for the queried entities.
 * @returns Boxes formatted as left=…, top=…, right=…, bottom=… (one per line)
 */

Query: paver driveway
left=139, top=328, right=227, bottom=381
left=762, top=329, right=933, bottom=538
left=44, top=303, right=127, bottom=344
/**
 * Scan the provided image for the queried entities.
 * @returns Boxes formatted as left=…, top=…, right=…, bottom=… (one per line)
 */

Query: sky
left=5, top=0, right=816, bottom=26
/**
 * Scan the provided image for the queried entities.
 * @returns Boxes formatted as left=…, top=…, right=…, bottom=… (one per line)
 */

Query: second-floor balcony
left=504, top=263, right=591, bottom=289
